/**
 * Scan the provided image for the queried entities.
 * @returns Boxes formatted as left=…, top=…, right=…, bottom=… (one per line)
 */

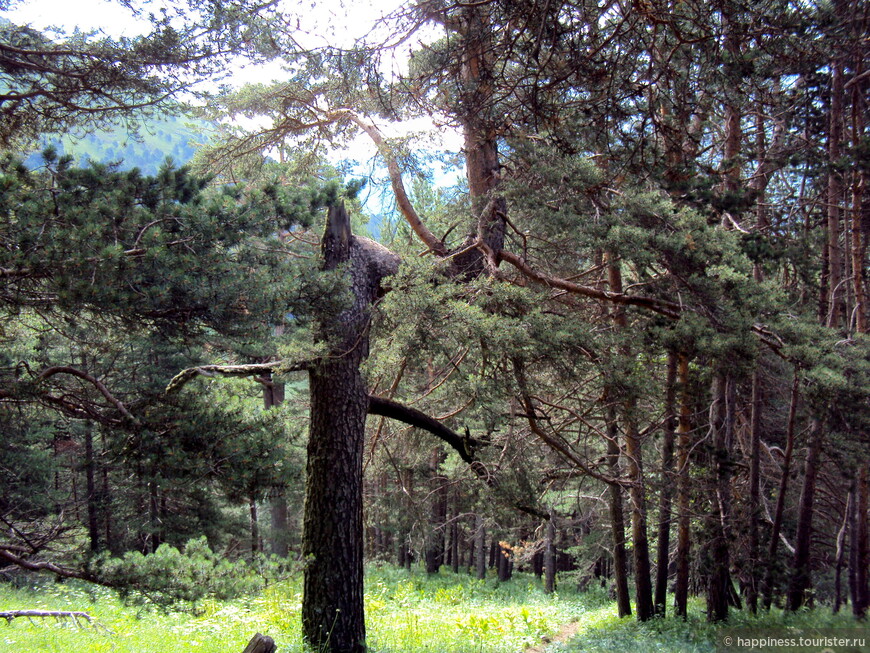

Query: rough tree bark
left=301, top=203, right=399, bottom=653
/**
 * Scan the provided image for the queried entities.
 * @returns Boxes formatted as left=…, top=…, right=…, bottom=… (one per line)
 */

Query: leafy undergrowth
left=0, top=565, right=596, bottom=653
left=2, top=568, right=866, bottom=653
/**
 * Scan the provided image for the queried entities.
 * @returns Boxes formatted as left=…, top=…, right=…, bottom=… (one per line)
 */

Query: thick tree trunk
left=301, top=204, right=399, bottom=653
left=496, top=542, right=513, bottom=582
left=654, top=353, right=678, bottom=616
left=674, top=354, right=692, bottom=618
left=451, top=3, right=506, bottom=278
left=786, top=418, right=825, bottom=611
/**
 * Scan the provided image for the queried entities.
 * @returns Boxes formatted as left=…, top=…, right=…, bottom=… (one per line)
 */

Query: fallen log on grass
left=0, top=610, right=93, bottom=624
left=0, top=609, right=113, bottom=633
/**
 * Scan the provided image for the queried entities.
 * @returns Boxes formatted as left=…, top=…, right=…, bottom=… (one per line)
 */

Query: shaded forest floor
left=0, top=565, right=866, bottom=652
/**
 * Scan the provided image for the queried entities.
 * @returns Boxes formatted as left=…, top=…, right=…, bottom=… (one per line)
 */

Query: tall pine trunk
left=761, top=370, right=800, bottom=610
left=608, top=259, right=653, bottom=620
left=606, top=407, right=632, bottom=618
left=301, top=204, right=398, bottom=653
left=705, top=374, right=734, bottom=623
left=674, top=355, right=693, bottom=618
left=852, top=464, right=869, bottom=618
left=786, top=418, right=825, bottom=611
left=654, top=353, right=678, bottom=616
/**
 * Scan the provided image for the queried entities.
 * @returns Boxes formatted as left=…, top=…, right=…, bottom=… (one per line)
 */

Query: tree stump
left=241, top=633, right=276, bottom=653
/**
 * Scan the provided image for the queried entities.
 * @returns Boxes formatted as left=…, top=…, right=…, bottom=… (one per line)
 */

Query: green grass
left=554, top=598, right=870, bottom=653
left=1, top=569, right=867, bottom=653
left=0, top=566, right=595, bottom=653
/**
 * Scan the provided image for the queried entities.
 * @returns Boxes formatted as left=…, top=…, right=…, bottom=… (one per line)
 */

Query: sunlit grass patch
left=363, top=567, right=593, bottom=653
left=555, top=597, right=870, bottom=653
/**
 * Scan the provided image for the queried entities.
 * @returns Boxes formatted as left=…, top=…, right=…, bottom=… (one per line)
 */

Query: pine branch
left=164, top=361, right=310, bottom=395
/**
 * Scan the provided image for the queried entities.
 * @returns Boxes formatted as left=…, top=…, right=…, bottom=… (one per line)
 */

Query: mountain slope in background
left=26, top=114, right=210, bottom=173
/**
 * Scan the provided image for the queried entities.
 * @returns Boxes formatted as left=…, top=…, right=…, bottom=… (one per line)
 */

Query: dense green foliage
left=1, top=0, right=869, bottom=650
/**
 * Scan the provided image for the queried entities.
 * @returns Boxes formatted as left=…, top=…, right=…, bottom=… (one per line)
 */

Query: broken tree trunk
left=241, top=633, right=276, bottom=653
left=301, top=203, right=399, bottom=653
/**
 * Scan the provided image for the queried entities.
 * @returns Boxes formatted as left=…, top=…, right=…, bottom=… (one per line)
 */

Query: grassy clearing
left=1, top=568, right=867, bottom=653
left=0, top=566, right=597, bottom=653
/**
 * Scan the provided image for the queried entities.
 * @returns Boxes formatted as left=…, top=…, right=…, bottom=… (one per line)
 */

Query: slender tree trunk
left=544, top=511, right=556, bottom=594
left=850, top=57, right=867, bottom=333
left=705, top=374, right=734, bottom=623
left=264, top=375, right=290, bottom=558
left=608, top=260, right=653, bottom=620
left=450, top=515, right=459, bottom=574
left=654, top=353, right=678, bottom=616
left=826, top=59, right=846, bottom=328
left=606, top=407, right=632, bottom=618
left=84, top=424, right=99, bottom=553
left=786, top=418, right=825, bottom=611
left=250, top=495, right=260, bottom=557
left=626, top=418, right=655, bottom=621
left=101, top=431, right=113, bottom=553
left=850, top=462, right=870, bottom=619
left=475, top=515, right=487, bottom=580
left=761, top=369, right=801, bottom=610
left=301, top=203, right=398, bottom=653
left=834, top=485, right=852, bottom=614
left=746, top=368, right=763, bottom=612
left=425, top=448, right=447, bottom=574
left=148, top=477, right=160, bottom=553
left=674, top=354, right=693, bottom=618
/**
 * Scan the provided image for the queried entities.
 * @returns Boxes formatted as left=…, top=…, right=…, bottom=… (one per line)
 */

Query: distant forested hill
left=26, top=113, right=210, bottom=173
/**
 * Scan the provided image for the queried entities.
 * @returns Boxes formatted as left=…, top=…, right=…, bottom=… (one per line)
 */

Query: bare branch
left=164, top=361, right=310, bottom=395
left=37, top=366, right=137, bottom=424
